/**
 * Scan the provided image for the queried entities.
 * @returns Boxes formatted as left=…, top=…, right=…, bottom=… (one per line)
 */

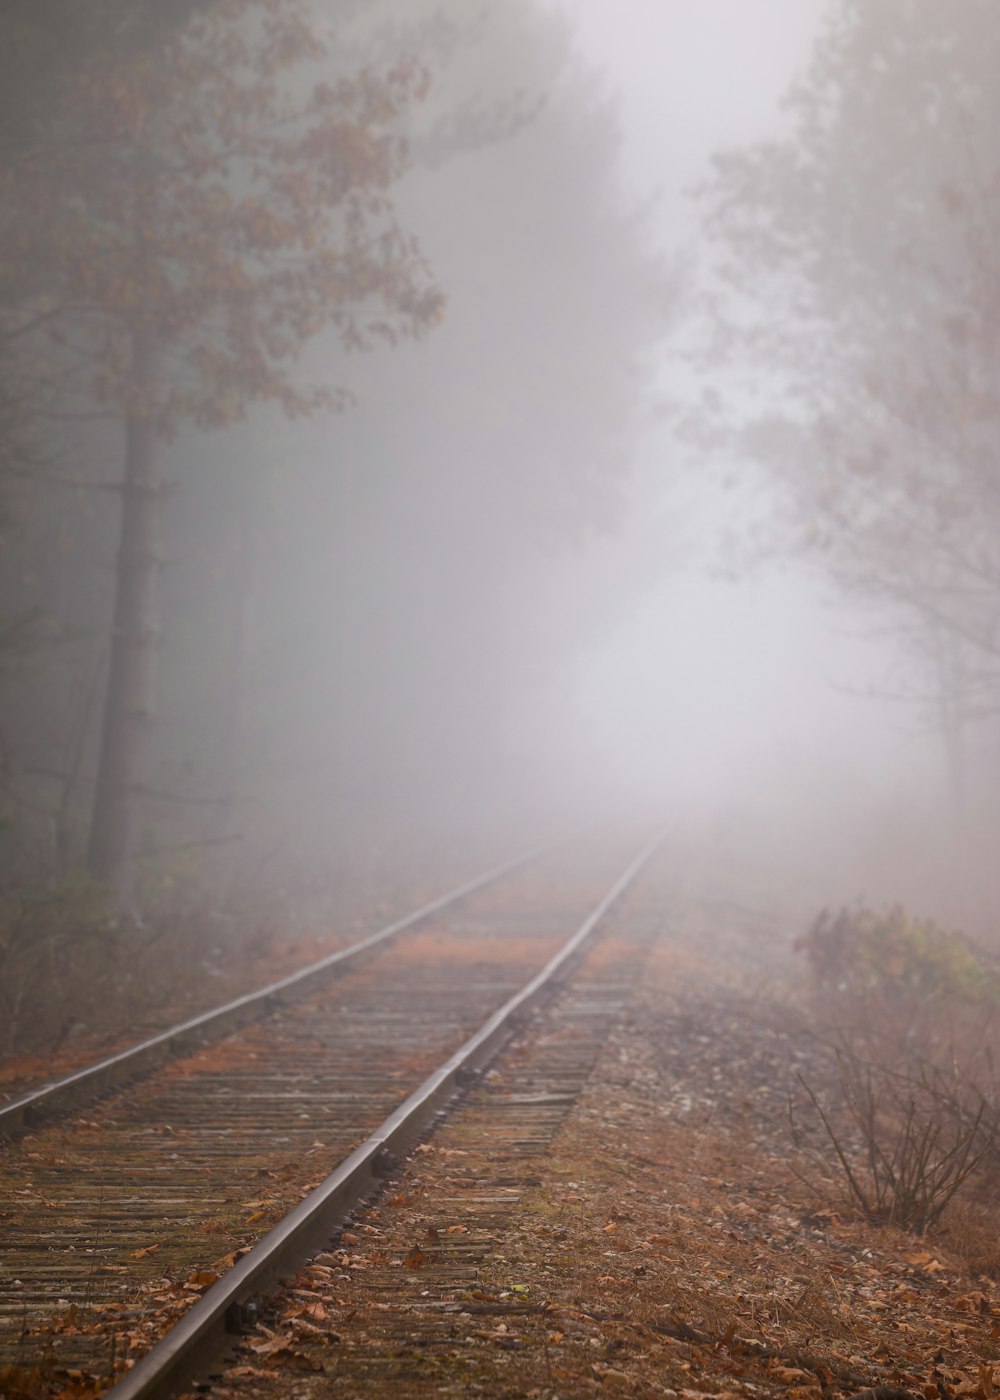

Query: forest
left=4, top=5, right=1000, bottom=1399
left=1, top=0, right=669, bottom=1051
left=2, top=0, right=1000, bottom=1053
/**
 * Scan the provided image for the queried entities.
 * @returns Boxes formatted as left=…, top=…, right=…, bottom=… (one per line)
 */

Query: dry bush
left=792, top=904, right=1000, bottom=1234
left=792, top=1049, right=988, bottom=1233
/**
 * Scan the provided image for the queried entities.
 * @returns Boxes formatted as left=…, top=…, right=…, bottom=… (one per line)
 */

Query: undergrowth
left=0, top=861, right=275, bottom=1066
left=792, top=903, right=1000, bottom=1237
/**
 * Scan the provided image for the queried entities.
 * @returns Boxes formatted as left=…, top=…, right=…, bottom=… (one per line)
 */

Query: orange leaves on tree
left=4, top=0, right=443, bottom=440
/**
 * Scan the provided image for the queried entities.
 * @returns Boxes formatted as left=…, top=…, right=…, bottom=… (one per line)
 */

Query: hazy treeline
left=690, top=0, right=1000, bottom=929
left=5, top=0, right=1000, bottom=950
left=0, top=0, right=665, bottom=907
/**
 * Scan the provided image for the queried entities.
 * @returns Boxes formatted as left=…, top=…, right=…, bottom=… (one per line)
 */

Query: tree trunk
left=217, top=489, right=254, bottom=801
left=86, top=324, right=162, bottom=902
left=934, top=625, right=967, bottom=830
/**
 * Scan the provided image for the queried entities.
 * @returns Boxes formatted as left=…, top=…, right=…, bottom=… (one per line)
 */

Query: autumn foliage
left=1, top=0, right=443, bottom=894
left=796, top=905, right=1000, bottom=1014
left=4, top=0, right=441, bottom=432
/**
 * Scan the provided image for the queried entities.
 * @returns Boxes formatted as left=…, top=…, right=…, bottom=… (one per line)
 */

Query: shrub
left=793, top=1051, right=988, bottom=1234
left=796, top=904, right=1000, bottom=1009
left=792, top=903, right=1000, bottom=1234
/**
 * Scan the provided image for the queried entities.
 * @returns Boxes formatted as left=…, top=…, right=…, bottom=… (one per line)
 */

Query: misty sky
left=542, top=0, right=932, bottom=825
left=562, top=0, right=829, bottom=206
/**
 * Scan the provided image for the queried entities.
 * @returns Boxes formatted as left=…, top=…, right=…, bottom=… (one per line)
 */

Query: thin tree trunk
left=218, top=489, right=254, bottom=801
left=935, top=625, right=967, bottom=829
left=86, top=324, right=162, bottom=902
left=53, top=648, right=103, bottom=880
left=211, top=494, right=254, bottom=908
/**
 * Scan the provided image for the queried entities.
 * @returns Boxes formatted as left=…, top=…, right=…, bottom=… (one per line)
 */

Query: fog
left=3, top=0, right=998, bottom=940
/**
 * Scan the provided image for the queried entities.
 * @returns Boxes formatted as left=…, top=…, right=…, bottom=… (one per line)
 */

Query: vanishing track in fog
left=0, top=834, right=665, bottom=1398
left=0, top=842, right=559, bottom=1139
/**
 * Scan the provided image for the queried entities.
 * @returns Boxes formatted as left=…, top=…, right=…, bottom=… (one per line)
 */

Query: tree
left=1, top=0, right=442, bottom=897
left=211, top=3, right=668, bottom=857
left=698, top=0, right=1000, bottom=765
left=0, top=2, right=215, bottom=485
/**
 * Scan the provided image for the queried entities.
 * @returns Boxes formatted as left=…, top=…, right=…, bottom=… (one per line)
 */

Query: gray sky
left=559, top=0, right=829, bottom=208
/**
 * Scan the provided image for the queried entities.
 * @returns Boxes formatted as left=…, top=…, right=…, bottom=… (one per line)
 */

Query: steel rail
left=107, top=830, right=663, bottom=1400
left=0, top=838, right=559, bottom=1140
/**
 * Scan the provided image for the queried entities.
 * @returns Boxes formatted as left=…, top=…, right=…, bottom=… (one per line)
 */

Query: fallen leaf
left=771, top=1367, right=812, bottom=1383
left=592, top=1361, right=630, bottom=1386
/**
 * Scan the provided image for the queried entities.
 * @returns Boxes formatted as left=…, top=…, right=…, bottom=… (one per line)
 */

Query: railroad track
left=0, top=832, right=665, bottom=1400
left=0, top=840, right=557, bottom=1139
